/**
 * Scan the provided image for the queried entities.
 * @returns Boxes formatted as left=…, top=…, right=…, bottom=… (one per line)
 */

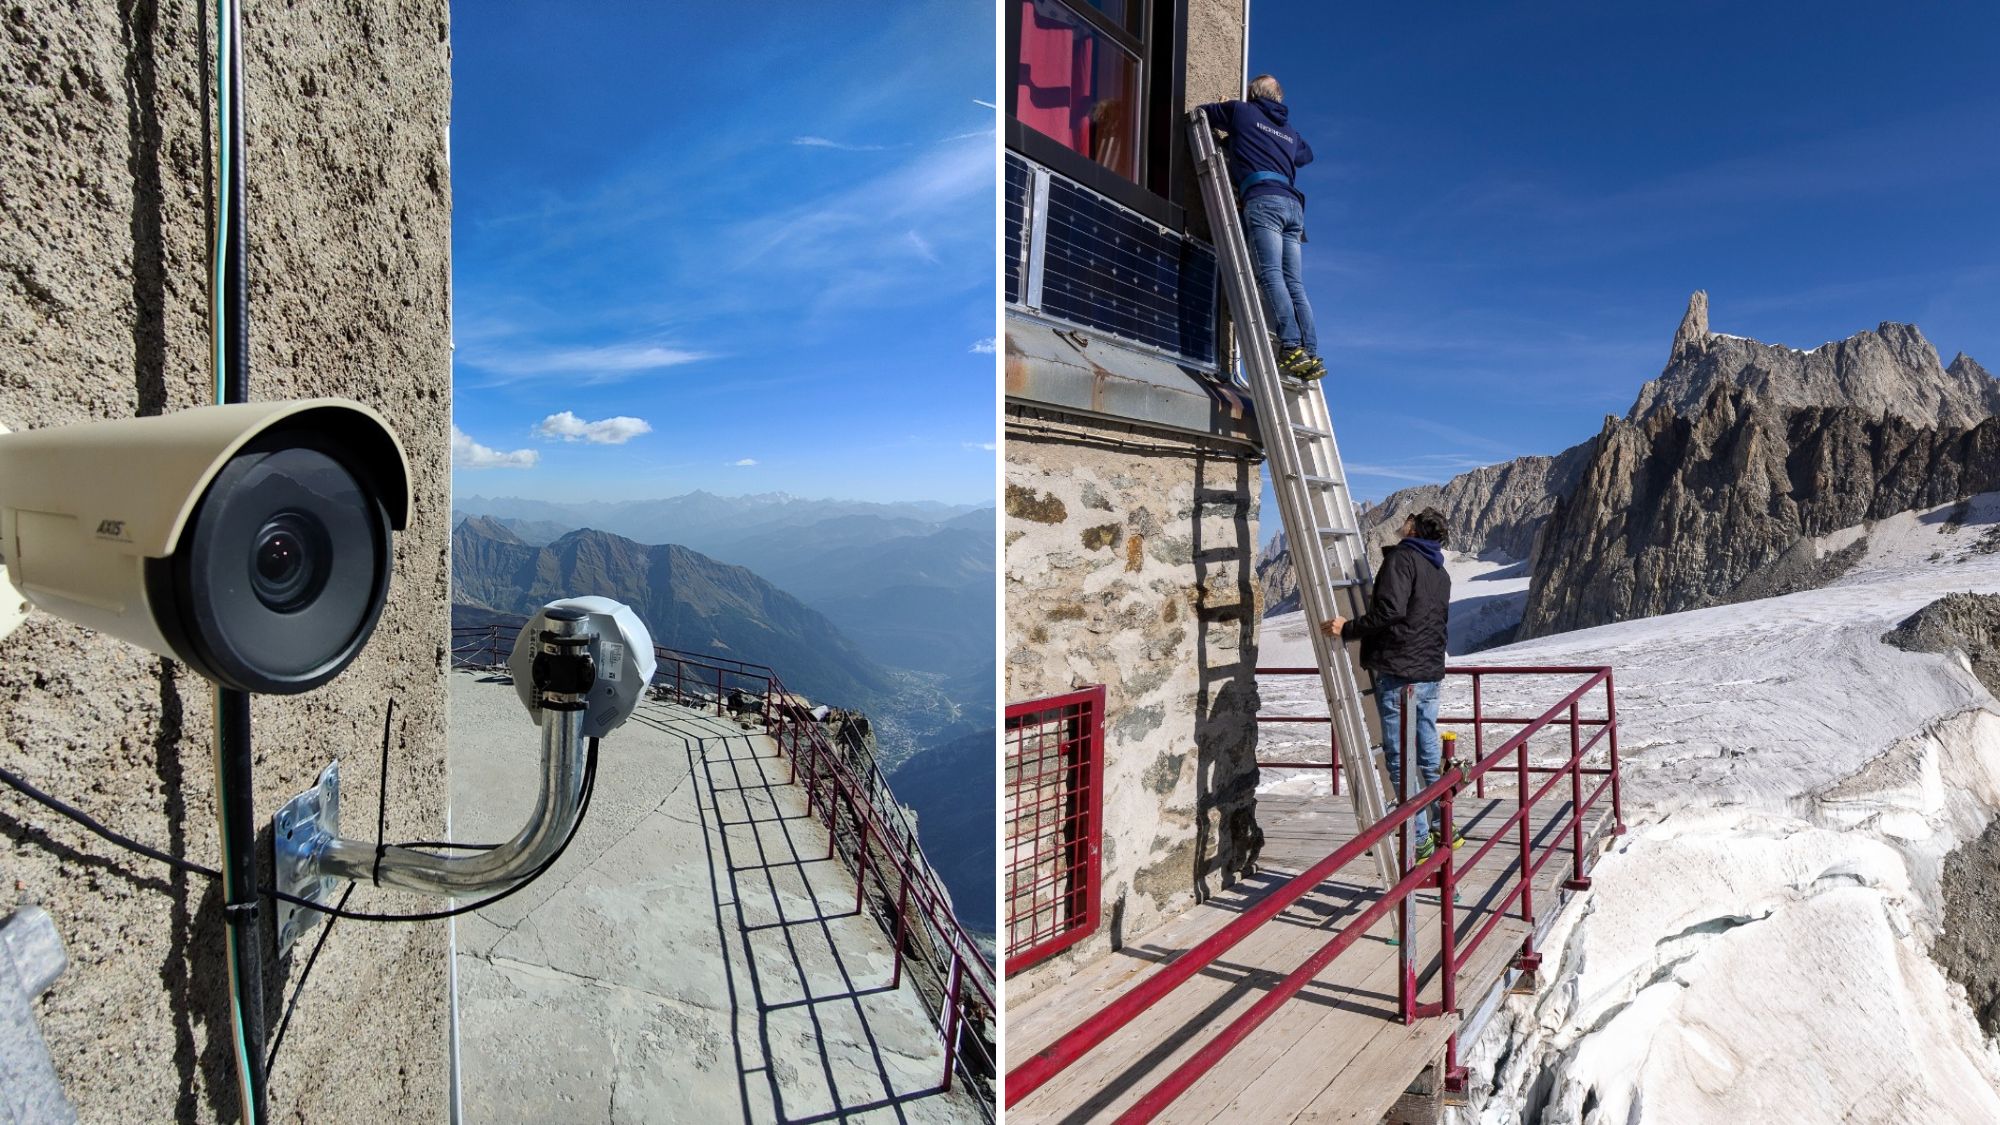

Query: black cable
left=263, top=881, right=353, bottom=1075
left=0, top=762, right=221, bottom=880
left=372, top=698, right=396, bottom=886
left=0, top=739, right=602, bottom=925
left=262, top=738, right=600, bottom=923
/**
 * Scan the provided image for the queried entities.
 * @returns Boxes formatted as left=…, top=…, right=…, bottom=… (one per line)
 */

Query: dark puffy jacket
left=1198, top=97, right=1314, bottom=206
left=1341, top=540, right=1450, bottom=682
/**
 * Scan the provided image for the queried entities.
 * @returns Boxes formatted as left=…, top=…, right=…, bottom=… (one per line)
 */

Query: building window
left=1013, top=0, right=1145, bottom=182
left=1004, top=685, right=1106, bottom=975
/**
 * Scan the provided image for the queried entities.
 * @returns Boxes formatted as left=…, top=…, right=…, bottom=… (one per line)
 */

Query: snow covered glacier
left=1259, top=495, right=2000, bottom=1123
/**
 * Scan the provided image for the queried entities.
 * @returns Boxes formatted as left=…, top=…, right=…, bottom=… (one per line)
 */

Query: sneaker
left=1296, top=354, right=1327, bottom=381
left=1414, top=834, right=1437, bottom=863
left=1277, top=346, right=1313, bottom=377
left=1426, top=829, right=1467, bottom=852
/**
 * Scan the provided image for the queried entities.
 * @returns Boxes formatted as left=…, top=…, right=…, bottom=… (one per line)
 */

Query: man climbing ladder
left=1187, top=105, right=1399, bottom=889
left=1198, top=74, right=1325, bottom=381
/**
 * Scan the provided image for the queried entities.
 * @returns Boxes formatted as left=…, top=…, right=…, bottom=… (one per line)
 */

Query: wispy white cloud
left=792, top=135, right=890, bottom=151
left=962, top=441, right=996, bottom=452
left=473, top=342, right=713, bottom=385
left=906, top=230, right=939, bottom=264
left=534, top=411, right=653, bottom=445
left=452, top=425, right=539, bottom=470
left=1345, top=454, right=1496, bottom=484
left=969, top=337, right=996, bottom=354
left=971, top=98, right=996, bottom=110
left=730, top=458, right=759, bottom=467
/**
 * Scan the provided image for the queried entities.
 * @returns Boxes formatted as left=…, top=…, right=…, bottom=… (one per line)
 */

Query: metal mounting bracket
left=273, top=760, right=340, bottom=957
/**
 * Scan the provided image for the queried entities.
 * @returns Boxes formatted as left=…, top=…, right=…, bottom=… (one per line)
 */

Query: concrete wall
left=1004, top=406, right=1262, bottom=996
left=1178, top=0, right=1249, bottom=244
left=0, top=3, right=452, bottom=1121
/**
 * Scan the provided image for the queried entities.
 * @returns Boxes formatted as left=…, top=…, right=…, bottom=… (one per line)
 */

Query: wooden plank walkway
left=1008, top=783, right=1615, bottom=1124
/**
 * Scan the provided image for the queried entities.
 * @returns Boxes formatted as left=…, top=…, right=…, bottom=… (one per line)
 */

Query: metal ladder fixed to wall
left=1186, top=110, right=1399, bottom=889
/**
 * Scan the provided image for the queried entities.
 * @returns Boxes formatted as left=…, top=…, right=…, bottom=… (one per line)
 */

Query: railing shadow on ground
left=670, top=708, right=957, bottom=1123
left=453, top=618, right=996, bottom=1120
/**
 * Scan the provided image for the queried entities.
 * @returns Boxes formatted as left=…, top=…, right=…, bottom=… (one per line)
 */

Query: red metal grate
left=1004, top=685, right=1106, bottom=976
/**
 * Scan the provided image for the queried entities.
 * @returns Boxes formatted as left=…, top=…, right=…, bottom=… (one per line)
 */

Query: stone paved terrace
left=444, top=669, right=978, bottom=1122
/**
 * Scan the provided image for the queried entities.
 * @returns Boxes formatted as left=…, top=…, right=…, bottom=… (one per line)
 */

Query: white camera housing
left=0, top=398, right=410, bottom=694
left=507, top=597, right=657, bottom=738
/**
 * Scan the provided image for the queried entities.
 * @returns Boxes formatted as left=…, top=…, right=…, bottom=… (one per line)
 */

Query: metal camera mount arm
left=324, top=610, right=594, bottom=894
left=274, top=598, right=655, bottom=953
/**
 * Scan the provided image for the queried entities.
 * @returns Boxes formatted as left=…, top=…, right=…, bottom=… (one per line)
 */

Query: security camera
left=507, top=597, right=657, bottom=738
left=0, top=398, right=410, bottom=694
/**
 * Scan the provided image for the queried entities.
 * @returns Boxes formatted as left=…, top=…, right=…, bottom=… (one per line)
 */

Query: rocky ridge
left=1520, top=390, right=2000, bottom=636
left=1261, top=293, right=1999, bottom=639
left=1629, top=290, right=2000, bottom=430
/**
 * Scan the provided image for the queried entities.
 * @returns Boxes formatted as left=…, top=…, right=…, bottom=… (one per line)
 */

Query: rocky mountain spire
left=1671, top=289, right=1710, bottom=357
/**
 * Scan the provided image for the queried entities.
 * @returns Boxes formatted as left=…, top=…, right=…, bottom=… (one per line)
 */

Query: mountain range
left=1261, top=292, right=1999, bottom=640
left=458, top=495, right=995, bottom=683
left=450, top=498, right=998, bottom=931
left=453, top=517, right=892, bottom=707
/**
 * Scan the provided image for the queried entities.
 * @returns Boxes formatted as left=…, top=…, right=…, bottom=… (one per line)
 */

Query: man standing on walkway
left=1200, top=75, right=1324, bottom=381
left=1322, top=507, right=1453, bottom=857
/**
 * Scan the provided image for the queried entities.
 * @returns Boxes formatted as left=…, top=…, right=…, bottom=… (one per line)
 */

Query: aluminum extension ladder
left=1187, top=110, right=1399, bottom=889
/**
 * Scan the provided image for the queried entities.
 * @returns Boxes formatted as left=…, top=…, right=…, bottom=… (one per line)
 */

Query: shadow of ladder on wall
left=1186, top=110, right=1399, bottom=891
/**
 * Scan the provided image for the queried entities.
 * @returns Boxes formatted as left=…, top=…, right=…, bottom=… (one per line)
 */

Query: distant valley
left=450, top=492, right=996, bottom=936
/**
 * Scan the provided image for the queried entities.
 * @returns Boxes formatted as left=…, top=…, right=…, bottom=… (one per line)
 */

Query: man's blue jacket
left=1199, top=96, right=1314, bottom=207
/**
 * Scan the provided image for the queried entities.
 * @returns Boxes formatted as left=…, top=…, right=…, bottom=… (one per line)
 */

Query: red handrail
left=1010, top=664, right=1624, bottom=1119
left=449, top=615, right=997, bottom=1102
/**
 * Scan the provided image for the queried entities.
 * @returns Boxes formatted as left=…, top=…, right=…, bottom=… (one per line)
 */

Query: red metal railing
left=1005, top=664, right=1622, bottom=1120
left=1003, top=686, right=1107, bottom=975
left=451, top=619, right=998, bottom=1109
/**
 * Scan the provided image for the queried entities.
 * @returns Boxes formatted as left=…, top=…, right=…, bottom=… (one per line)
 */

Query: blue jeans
left=1242, top=194, right=1317, bottom=355
left=1374, top=674, right=1443, bottom=842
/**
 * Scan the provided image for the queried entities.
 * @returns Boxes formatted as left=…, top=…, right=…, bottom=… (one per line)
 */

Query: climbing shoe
left=1277, top=347, right=1314, bottom=378
left=1427, top=829, right=1467, bottom=852
left=1414, top=834, right=1437, bottom=862
left=1296, top=354, right=1328, bottom=381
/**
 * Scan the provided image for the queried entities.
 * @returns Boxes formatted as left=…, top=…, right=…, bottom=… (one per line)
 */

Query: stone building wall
left=0, top=3, right=452, bottom=1121
left=1004, top=406, right=1262, bottom=995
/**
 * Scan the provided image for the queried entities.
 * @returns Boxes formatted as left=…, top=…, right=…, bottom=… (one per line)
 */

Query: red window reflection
left=1015, top=1, right=1141, bottom=181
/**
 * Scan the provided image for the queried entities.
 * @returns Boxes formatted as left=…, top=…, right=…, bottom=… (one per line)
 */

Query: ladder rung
left=1324, top=578, right=1364, bottom=590
left=1300, top=474, right=1346, bottom=489
left=1288, top=422, right=1331, bottom=438
left=1317, top=527, right=1360, bottom=538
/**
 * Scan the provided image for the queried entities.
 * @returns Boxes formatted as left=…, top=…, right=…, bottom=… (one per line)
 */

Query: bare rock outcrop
left=1938, top=815, right=2000, bottom=1038
left=1255, top=530, right=1299, bottom=616
left=1882, top=592, right=2000, bottom=697
left=1629, top=292, right=1999, bottom=430
left=1358, top=443, right=1592, bottom=560
left=1259, top=293, right=1999, bottom=633
left=1520, top=392, right=2000, bottom=637
left=1258, top=445, right=1586, bottom=616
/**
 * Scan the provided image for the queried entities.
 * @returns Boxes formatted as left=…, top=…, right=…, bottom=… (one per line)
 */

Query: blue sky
left=1252, top=1, right=1999, bottom=528
left=448, top=1, right=995, bottom=506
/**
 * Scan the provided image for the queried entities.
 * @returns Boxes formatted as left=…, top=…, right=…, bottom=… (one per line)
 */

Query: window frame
left=1008, top=2, right=1152, bottom=180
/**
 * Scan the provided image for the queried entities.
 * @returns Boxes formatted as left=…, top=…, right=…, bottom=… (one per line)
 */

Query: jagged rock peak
left=1628, top=295, right=1999, bottom=432
left=1672, top=289, right=1711, bottom=356
left=1950, top=352, right=1993, bottom=381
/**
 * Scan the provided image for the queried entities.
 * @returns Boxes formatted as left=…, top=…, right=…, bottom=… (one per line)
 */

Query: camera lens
left=250, top=512, right=330, bottom=613
left=152, top=435, right=392, bottom=694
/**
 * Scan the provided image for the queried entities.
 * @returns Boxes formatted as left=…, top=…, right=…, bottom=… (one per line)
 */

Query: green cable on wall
left=207, top=1, right=267, bottom=1122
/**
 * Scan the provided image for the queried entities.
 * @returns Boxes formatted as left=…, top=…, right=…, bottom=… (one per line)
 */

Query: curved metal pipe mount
left=272, top=610, right=598, bottom=956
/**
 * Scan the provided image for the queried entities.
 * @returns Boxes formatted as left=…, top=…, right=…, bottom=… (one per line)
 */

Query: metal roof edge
left=1003, top=318, right=1259, bottom=448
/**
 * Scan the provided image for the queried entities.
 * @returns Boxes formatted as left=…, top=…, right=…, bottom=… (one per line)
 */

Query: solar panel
left=1005, top=153, right=1029, bottom=306
left=1004, top=157, right=1216, bottom=367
